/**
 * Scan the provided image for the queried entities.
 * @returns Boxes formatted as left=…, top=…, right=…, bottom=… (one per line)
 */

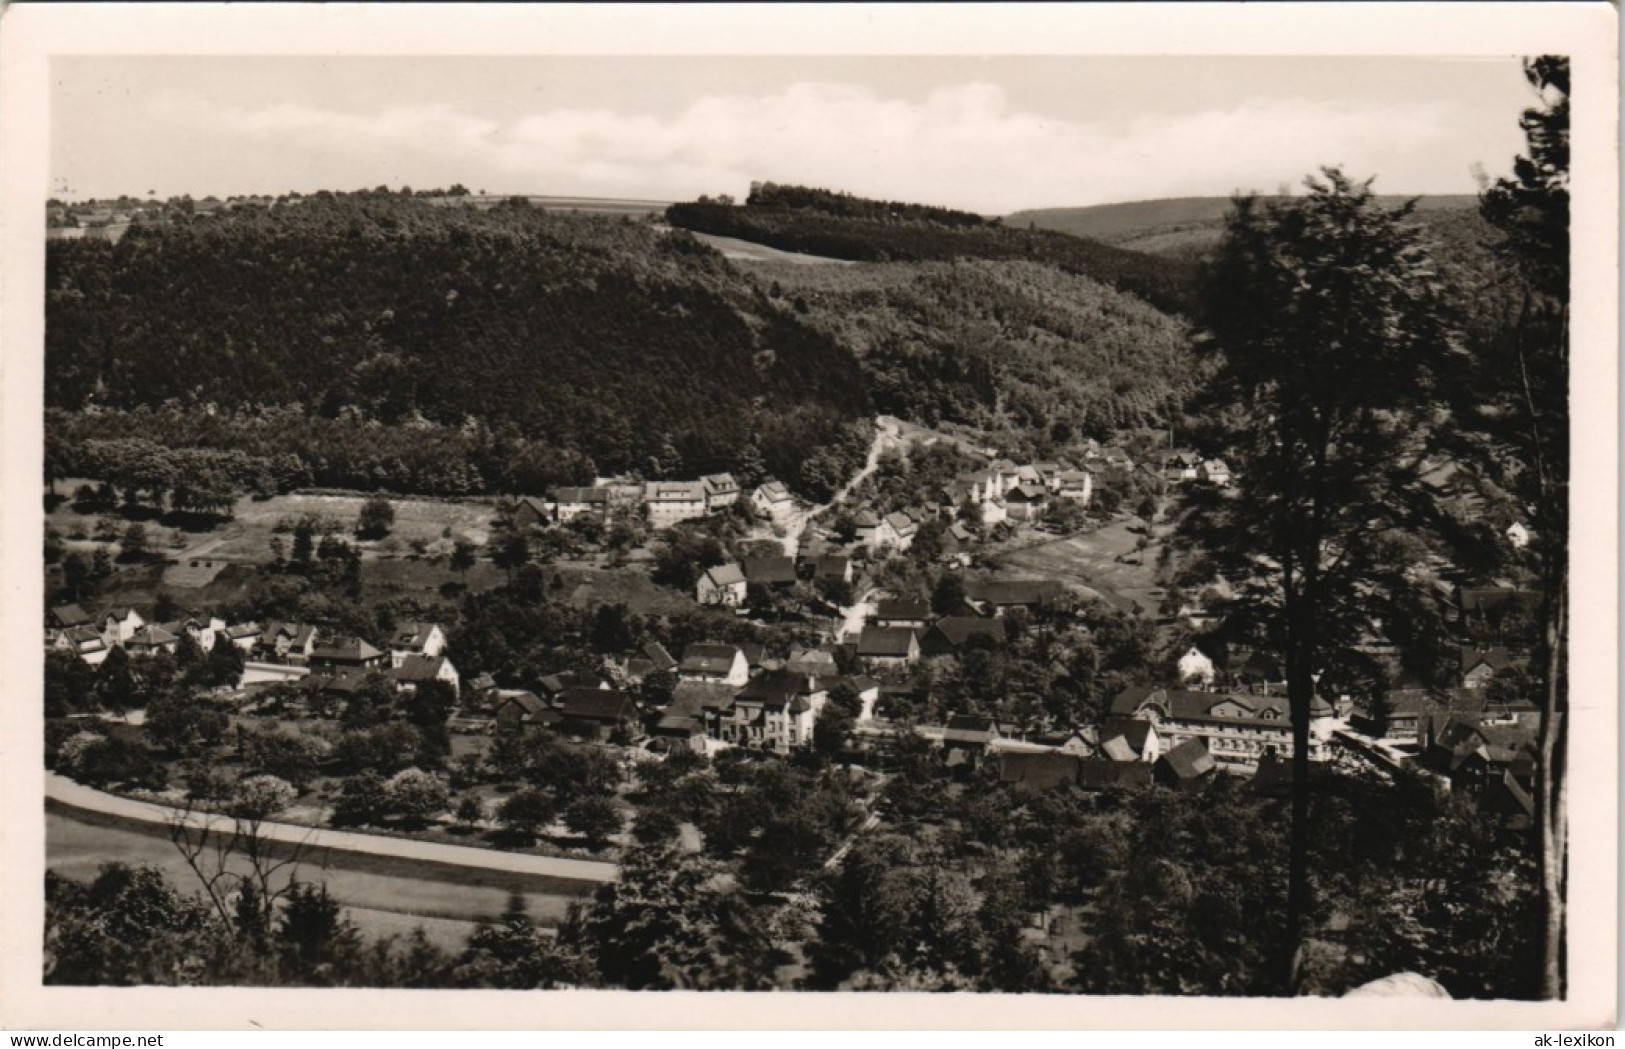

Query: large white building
left=1110, top=685, right=1336, bottom=771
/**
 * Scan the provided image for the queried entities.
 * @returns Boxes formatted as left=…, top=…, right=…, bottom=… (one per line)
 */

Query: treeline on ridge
left=666, top=183, right=1200, bottom=317
left=46, top=191, right=872, bottom=498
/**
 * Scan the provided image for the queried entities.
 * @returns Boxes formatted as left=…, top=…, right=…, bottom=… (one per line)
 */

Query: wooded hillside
left=752, top=259, right=1199, bottom=448
left=45, top=192, right=873, bottom=496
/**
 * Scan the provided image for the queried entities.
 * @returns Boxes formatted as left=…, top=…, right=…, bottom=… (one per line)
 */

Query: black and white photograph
left=1, top=2, right=1615, bottom=1032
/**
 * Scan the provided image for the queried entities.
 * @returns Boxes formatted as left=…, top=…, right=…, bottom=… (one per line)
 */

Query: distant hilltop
left=1007, top=194, right=1481, bottom=258
left=44, top=188, right=675, bottom=241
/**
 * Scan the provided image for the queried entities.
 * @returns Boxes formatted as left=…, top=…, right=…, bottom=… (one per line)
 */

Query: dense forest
left=666, top=183, right=1200, bottom=317
left=751, top=259, right=1199, bottom=445
left=46, top=191, right=873, bottom=497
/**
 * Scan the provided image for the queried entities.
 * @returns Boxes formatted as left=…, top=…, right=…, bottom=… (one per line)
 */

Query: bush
left=229, top=774, right=297, bottom=820
left=385, top=768, right=451, bottom=826
left=331, top=771, right=392, bottom=827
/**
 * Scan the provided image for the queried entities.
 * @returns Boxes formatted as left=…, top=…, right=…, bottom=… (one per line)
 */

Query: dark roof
left=537, top=670, right=603, bottom=695
left=129, top=624, right=180, bottom=646
left=51, top=604, right=92, bottom=628
left=1006, top=483, right=1047, bottom=502
left=814, top=555, right=850, bottom=580
left=1100, top=716, right=1154, bottom=756
left=550, top=486, right=610, bottom=505
left=494, top=691, right=548, bottom=717
left=926, top=616, right=1007, bottom=649
left=1075, top=759, right=1153, bottom=791
left=875, top=597, right=932, bottom=622
left=557, top=686, right=636, bottom=722
left=391, top=655, right=451, bottom=682
left=735, top=670, right=818, bottom=708
left=668, top=680, right=741, bottom=717
left=856, top=625, right=917, bottom=658
left=737, top=641, right=766, bottom=667
left=1460, top=645, right=1516, bottom=674
left=743, top=556, right=797, bottom=585
left=1251, top=753, right=1295, bottom=796
left=702, top=562, right=746, bottom=587
left=391, top=622, right=440, bottom=650
left=966, top=578, right=1066, bottom=607
left=643, top=642, right=677, bottom=672
left=942, top=713, right=1004, bottom=745
left=1115, top=686, right=1332, bottom=725
left=1157, top=738, right=1217, bottom=781
left=1458, top=587, right=1541, bottom=615
left=883, top=511, right=917, bottom=533
left=653, top=714, right=705, bottom=737
left=311, top=637, right=384, bottom=663
left=679, top=643, right=744, bottom=675
left=998, top=752, right=1083, bottom=792
left=514, top=495, right=550, bottom=518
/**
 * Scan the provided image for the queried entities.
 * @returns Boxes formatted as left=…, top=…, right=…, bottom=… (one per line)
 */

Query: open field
left=688, top=231, right=853, bottom=266
left=989, top=517, right=1166, bottom=615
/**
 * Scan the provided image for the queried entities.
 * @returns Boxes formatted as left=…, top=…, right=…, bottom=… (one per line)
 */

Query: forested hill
left=665, top=183, right=1199, bottom=318
left=1009, top=193, right=1482, bottom=258
left=45, top=192, right=873, bottom=497
left=752, top=259, right=1199, bottom=450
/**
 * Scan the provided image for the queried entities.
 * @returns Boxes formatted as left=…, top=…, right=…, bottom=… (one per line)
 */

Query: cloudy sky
left=52, top=55, right=1535, bottom=213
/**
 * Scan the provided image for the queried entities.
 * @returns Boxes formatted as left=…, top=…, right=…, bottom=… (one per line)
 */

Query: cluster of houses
left=479, top=638, right=879, bottom=753
left=697, top=552, right=852, bottom=607
left=511, top=472, right=800, bottom=532
left=46, top=601, right=461, bottom=702
left=852, top=580, right=1069, bottom=666
left=936, top=458, right=1094, bottom=528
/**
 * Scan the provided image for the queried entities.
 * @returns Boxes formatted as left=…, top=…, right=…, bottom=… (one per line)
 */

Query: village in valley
left=36, top=49, right=1574, bottom=1000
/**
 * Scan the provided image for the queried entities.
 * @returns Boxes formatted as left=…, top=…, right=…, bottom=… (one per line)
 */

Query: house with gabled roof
left=50, top=604, right=93, bottom=630
left=920, top=616, right=1007, bottom=656
left=556, top=686, right=640, bottom=742
left=257, top=621, right=319, bottom=664
left=1198, top=459, right=1232, bottom=487
left=1055, top=469, right=1093, bottom=503
left=1099, top=716, right=1161, bottom=763
left=310, top=636, right=387, bottom=671
left=126, top=624, right=181, bottom=657
left=855, top=625, right=919, bottom=667
left=548, top=486, right=611, bottom=522
left=391, top=654, right=460, bottom=696
left=965, top=578, right=1067, bottom=617
left=390, top=622, right=447, bottom=667
left=1177, top=642, right=1218, bottom=687
left=873, top=597, right=932, bottom=629
left=645, top=481, right=709, bottom=528
left=678, top=642, right=750, bottom=685
left=872, top=511, right=919, bottom=552
left=812, top=554, right=852, bottom=586
left=750, top=480, right=795, bottom=522
left=743, top=555, right=797, bottom=588
left=99, top=607, right=146, bottom=647
left=512, top=495, right=552, bottom=531
left=700, top=473, right=740, bottom=511
left=696, top=562, right=747, bottom=607
left=493, top=691, right=558, bottom=734
left=1155, top=738, right=1217, bottom=791
left=709, top=670, right=827, bottom=750
left=1003, top=483, right=1049, bottom=521
left=1460, top=645, right=1521, bottom=689
left=998, top=752, right=1086, bottom=793
left=53, top=625, right=109, bottom=666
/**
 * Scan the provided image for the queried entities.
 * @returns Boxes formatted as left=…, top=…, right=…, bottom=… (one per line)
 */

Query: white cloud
left=147, top=82, right=1474, bottom=211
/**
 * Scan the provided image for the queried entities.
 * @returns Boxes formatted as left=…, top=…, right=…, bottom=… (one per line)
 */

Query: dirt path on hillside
left=774, top=416, right=902, bottom=559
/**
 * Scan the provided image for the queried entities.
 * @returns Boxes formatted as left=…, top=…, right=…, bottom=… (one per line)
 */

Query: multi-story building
left=1111, top=685, right=1336, bottom=771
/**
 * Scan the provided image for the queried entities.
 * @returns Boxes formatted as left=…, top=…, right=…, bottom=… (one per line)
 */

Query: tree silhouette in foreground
left=1182, top=168, right=1458, bottom=991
